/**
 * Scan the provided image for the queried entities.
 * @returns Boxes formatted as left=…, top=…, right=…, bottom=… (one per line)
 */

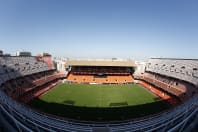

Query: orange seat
left=67, top=74, right=134, bottom=84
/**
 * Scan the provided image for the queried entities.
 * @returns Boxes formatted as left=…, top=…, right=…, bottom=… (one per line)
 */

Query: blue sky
left=0, top=0, right=198, bottom=59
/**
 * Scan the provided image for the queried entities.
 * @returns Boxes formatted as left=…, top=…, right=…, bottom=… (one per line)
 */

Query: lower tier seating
left=67, top=73, right=134, bottom=84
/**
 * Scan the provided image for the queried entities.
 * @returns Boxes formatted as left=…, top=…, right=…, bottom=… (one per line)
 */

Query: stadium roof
left=151, top=58, right=198, bottom=60
left=66, top=59, right=136, bottom=67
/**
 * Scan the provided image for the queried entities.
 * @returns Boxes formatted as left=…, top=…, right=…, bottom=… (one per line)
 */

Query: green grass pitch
left=39, top=83, right=161, bottom=107
left=29, top=83, right=169, bottom=121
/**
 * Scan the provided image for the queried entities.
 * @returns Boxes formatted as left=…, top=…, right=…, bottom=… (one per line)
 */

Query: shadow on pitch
left=28, top=98, right=170, bottom=122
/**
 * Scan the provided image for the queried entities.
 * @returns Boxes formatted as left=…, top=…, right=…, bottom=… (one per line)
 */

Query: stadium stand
left=0, top=56, right=198, bottom=131
left=66, top=60, right=135, bottom=84
left=138, top=80, right=179, bottom=106
left=67, top=74, right=133, bottom=84
left=146, top=58, right=198, bottom=86
left=141, top=58, right=198, bottom=101
left=0, top=56, right=66, bottom=102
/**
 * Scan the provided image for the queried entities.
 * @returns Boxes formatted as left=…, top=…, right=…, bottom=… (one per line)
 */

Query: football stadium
left=0, top=51, right=198, bottom=132
left=1, top=1, right=198, bottom=132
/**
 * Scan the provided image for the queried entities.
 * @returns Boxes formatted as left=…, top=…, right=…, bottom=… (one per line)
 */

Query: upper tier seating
left=0, top=57, right=53, bottom=86
left=71, top=66, right=132, bottom=75
left=146, top=59, right=198, bottom=86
